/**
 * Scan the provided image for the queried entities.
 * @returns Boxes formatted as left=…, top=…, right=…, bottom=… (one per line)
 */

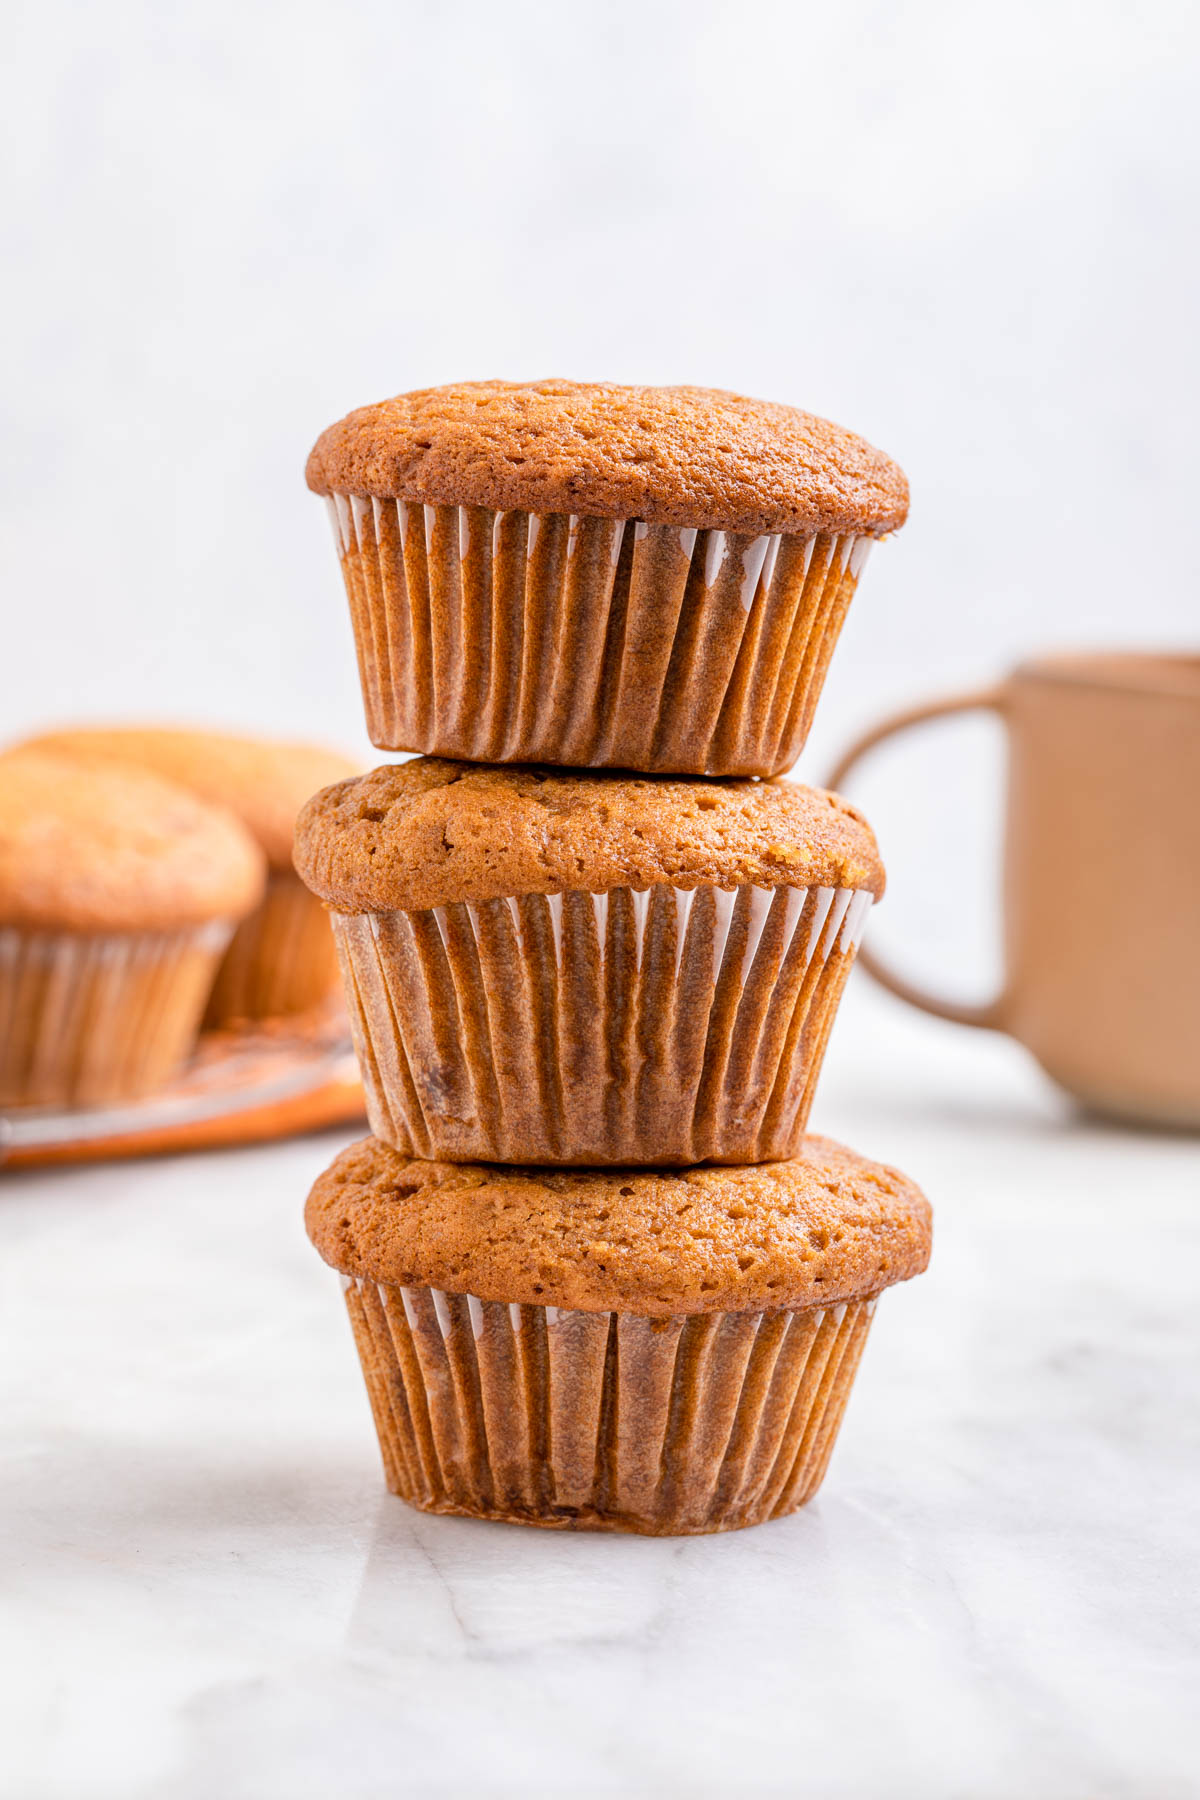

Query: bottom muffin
left=305, top=1137, right=932, bottom=1535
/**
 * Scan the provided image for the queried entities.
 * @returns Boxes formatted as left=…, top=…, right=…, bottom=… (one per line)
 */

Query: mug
left=827, top=651, right=1200, bottom=1128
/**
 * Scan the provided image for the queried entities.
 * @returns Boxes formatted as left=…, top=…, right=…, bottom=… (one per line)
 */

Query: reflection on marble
left=2, top=983, right=1197, bottom=1799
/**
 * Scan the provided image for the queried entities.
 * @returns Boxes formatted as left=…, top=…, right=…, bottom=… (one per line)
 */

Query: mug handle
left=826, top=686, right=1009, bottom=1030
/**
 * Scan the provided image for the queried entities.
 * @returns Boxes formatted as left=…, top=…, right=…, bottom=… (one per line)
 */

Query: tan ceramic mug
left=828, top=651, right=1200, bottom=1128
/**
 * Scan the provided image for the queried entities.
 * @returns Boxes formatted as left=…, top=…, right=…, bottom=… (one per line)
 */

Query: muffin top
left=22, top=726, right=359, bottom=871
left=0, top=749, right=266, bottom=932
left=306, top=380, right=908, bottom=537
left=306, top=1134, right=931, bottom=1316
left=294, top=759, right=885, bottom=914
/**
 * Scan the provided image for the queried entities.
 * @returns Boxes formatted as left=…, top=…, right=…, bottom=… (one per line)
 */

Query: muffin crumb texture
left=306, top=380, right=908, bottom=537
left=306, top=1134, right=932, bottom=1316
left=294, top=760, right=884, bottom=914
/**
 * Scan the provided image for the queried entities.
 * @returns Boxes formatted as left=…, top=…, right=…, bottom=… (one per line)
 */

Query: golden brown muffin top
left=305, top=380, right=908, bottom=537
left=0, top=749, right=265, bottom=931
left=306, top=1134, right=931, bottom=1316
left=294, top=760, right=884, bottom=914
left=22, top=726, right=359, bottom=871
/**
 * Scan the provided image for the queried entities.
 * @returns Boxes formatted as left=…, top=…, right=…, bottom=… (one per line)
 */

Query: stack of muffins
left=297, top=381, right=931, bottom=1535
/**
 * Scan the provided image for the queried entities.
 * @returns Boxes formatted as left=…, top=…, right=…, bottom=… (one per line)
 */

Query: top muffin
left=306, top=379, right=908, bottom=537
left=22, top=726, right=359, bottom=872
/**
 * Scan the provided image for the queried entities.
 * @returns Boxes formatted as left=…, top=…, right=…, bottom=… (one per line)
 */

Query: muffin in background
left=306, top=380, right=908, bottom=778
left=0, top=749, right=263, bottom=1108
left=295, top=759, right=884, bottom=1167
left=306, top=1133, right=931, bottom=1535
left=23, top=726, right=359, bottom=1025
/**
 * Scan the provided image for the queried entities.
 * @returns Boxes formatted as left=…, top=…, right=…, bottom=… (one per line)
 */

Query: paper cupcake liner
left=204, top=871, right=341, bottom=1026
left=342, top=1275, right=876, bottom=1534
left=333, top=882, right=871, bottom=1165
left=326, top=497, right=872, bottom=776
left=0, top=921, right=232, bottom=1109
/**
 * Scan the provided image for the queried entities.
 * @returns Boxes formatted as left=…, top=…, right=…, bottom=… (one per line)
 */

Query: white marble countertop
left=2, top=982, right=1197, bottom=1800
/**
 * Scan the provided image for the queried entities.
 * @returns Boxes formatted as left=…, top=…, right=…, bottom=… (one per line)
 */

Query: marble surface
left=2, top=982, right=1197, bottom=1800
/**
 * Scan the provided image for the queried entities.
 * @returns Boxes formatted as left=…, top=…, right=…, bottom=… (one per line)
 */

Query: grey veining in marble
left=2, top=984, right=1198, bottom=1799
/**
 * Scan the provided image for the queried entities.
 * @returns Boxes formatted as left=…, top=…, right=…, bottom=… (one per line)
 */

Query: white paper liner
left=326, top=497, right=872, bottom=776
left=333, top=883, right=872, bottom=1164
left=342, top=1274, right=878, bottom=1534
left=0, top=921, right=232, bottom=1109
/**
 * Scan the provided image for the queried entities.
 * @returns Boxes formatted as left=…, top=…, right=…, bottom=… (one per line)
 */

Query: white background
left=4, top=0, right=1199, bottom=1000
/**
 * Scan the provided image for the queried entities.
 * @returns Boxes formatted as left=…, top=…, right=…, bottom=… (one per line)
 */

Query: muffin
left=306, top=1133, right=931, bottom=1535
left=0, top=749, right=264, bottom=1108
left=306, top=380, right=907, bottom=777
left=23, top=726, right=358, bottom=1025
left=294, top=759, right=884, bottom=1166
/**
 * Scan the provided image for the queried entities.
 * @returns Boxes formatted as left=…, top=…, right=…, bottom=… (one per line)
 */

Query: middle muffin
left=296, top=760, right=883, bottom=1166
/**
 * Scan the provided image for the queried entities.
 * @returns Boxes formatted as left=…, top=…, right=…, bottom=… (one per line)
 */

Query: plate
left=0, top=1009, right=365, bottom=1168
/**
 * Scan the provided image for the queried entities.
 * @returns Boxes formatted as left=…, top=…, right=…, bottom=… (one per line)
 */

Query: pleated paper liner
left=205, top=869, right=342, bottom=1027
left=0, top=921, right=231, bottom=1109
left=343, top=1275, right=876, bottom=1535
left=333, top=881, right=871, bottom=1166
left=326, top=496, right=873, bottom=777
